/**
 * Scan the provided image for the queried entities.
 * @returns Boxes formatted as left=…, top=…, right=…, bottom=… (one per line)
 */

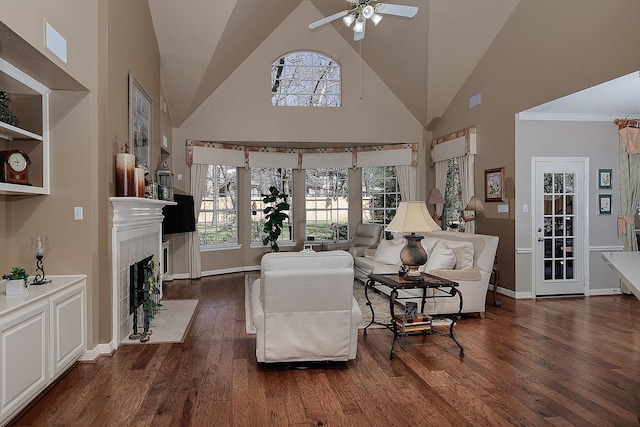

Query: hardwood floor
left=10, top=273, right=640, bottom=426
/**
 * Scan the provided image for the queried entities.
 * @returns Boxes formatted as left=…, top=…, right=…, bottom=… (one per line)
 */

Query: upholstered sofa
left=251, top=250, right=362, bottom=363
left=354, top=231, right=499, bottom=317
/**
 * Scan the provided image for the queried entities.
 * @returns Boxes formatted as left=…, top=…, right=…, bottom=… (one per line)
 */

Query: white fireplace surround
left=111, top=197, right=175, bottom=348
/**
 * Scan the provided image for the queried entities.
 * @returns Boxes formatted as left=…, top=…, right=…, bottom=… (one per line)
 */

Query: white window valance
left=301, top=152, right=352, bottom=169
left=187, top=141, right=417, bottom=168
left=248, top=151, right=298, bottom=168
left=431, top=127, right=477, bottom=164
left=356, top=147, right=413, bottom=167
left=192, top=146, right=245, bottom=167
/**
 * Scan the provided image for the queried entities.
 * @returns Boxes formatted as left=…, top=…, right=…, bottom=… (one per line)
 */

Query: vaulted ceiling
left=148, top=0, right=520, bottom=129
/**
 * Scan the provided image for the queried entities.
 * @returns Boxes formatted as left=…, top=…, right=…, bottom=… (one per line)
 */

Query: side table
left=364, top=273, right=464, bottom=359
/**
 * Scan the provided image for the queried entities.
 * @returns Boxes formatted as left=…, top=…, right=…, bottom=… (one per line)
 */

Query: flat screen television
left=162, top=194, right=196, bottom=235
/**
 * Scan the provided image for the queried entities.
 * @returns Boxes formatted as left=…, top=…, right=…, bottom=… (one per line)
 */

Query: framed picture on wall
left=484, top=167, right=505, bottom=202
left=598, top=194, right=612, bottom=215
left=598, top=169, right=612, bottom=189
left=128, top=73, right=153, bottom=169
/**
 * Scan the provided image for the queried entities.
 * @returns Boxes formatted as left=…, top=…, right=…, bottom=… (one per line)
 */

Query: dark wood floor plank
left=8, top=273, right=640, bottom=427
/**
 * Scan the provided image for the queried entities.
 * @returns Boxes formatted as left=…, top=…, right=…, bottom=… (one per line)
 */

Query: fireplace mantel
left=111, top=197, right=176, bottom=229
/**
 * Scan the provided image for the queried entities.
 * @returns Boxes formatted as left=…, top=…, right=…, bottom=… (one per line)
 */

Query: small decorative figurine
left=0, top=91, right=18, bottom=126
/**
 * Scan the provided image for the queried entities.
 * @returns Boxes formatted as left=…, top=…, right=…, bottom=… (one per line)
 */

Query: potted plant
left=261, top=186, right=290, bottom=252
left=3, top=266, right=29, bottom=295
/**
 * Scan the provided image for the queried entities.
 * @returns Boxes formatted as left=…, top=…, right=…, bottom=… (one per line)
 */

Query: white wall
left=515, top=119, right=623, bottom=296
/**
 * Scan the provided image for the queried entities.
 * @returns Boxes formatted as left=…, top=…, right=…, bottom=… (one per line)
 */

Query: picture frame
left=598, top=169, right=612, bottom=189
left=128, top=73, right=153, bottom=169
left=484, top=167, right=505, bottom=202
left=598, top=194, right=612, bottom=215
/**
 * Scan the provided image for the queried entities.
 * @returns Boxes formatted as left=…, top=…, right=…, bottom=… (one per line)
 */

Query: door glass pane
left=565, top=174, right=574, bottom=193
left=554, top=173, right=564, bottom=193
left=545, top=260, right=552, bottom=280
left=544, top=173, right=553, bottom=193
left=540, top=170, right=577, bottom=283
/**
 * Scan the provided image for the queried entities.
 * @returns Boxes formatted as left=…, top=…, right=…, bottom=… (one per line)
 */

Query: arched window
left=271, top=51, right=341, bottom=107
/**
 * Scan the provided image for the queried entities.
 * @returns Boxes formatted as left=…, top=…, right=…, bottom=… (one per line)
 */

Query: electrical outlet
left=74, top=206, right=83, bottom=220
left=522, top=204, right=528, bottom=213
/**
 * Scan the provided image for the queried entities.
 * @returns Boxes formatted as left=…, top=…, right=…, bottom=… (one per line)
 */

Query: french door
left=533, top=158, right=587, bottom=296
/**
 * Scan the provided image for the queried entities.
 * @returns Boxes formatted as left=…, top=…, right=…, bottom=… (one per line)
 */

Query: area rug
left=122, top=299, right=198, bottom=344
left=244, top=273, right=403, bottom=334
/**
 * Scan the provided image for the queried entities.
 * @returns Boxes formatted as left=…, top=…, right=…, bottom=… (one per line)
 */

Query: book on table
left=394, top=313, right=432, bottom=332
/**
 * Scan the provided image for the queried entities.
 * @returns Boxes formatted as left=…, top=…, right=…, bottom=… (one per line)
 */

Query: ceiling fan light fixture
left=371, top=13, right=383, bottom=25
left=353, top=18, right=364, bottom=33
left=343, top=14, right=355, bottom=27
left=362, top=5, right=375, bottom=20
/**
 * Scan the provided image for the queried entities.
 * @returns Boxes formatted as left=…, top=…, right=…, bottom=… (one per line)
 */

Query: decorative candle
left=115, top=153, right=136, bottom=196
left=134, top=167, right=145, bottom=197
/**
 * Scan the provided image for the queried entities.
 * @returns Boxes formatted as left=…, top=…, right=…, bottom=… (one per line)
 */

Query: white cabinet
left=0, top=57, right=50, bottom=195
left=0, top=275, right=86, bottom=426
left=0, top=301, right=49, bottom=424
left=50, top=282, right=86, bottom=379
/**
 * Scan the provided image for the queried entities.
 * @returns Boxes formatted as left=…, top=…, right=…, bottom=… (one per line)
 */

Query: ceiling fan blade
left=309, top=10, right=349, bottom=29
left=354, top=19, right=366, bottom=41
left=375, top=3, right=419, bottom=18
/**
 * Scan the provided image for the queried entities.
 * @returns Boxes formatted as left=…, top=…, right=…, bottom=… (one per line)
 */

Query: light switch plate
left=498, top=204, right=509, bottom=213
left=74, top=207, right=83, bottom=220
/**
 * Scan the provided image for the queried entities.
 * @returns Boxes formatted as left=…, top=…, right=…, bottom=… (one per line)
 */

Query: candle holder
left=31, top=236, right=50, bottom=285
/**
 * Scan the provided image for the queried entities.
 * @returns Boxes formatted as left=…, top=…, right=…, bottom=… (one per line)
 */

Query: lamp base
left=399, top=233, right=427, bottom=281
left=403, top=266, right=424, bottom=281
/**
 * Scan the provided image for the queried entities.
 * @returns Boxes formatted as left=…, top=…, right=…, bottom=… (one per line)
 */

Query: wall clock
left=0, top=149, right=31, bottom=184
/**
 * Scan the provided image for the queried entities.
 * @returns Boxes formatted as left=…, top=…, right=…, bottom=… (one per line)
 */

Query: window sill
left=200, top=244, right=242, bottom=252
left=249, top=241, right=296, bottom=249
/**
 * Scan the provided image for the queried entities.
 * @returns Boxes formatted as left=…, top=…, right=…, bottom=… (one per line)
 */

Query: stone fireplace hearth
left=111, top=197, right=175, bottom=348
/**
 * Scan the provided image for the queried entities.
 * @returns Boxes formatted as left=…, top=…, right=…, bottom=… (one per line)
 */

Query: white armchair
left=250, top=250, right=362, bottom=363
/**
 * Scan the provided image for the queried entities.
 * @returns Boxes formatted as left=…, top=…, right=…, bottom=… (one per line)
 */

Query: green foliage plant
left=3, top=266, right=29, bottom=286
left=261, top=186, right=290, bottom=252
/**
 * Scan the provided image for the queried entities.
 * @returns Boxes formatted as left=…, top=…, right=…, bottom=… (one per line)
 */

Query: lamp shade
left=465, top=195, right=485, bottom=212
left=386, top=202, right=441, bottom=233
left=427, top=188, right=445, bottom=205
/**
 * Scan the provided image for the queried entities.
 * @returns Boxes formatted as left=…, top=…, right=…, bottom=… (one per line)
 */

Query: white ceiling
left=522, top=71, right=640, bottom=119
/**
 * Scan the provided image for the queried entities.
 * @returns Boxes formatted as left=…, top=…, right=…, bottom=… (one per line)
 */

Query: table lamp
left=463, top=195, right=485, bottom=222
left=427, top=188, right=445, bottom=223
left=386, top=202, right=441, bottom=281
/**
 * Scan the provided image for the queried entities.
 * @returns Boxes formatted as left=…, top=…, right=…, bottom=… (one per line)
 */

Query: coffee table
left=364, top=272, right=464, bottom=359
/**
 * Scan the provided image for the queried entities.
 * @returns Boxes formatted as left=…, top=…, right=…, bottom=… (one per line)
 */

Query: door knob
left=537, top=237, right=543, bottom=242
left=537, top=228, right=542, bottom=232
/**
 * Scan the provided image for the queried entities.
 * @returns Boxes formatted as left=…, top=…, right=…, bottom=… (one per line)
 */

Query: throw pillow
left=421, top=242, right=456, bottom=273
left=420, top=237, right=440, bottom=257
left=373, top=239, right=404, bottom=265
left=446, top=241, right=474, bottom=270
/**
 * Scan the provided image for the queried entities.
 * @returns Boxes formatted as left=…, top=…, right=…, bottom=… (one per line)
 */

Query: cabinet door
left=50, top=282, right=86, bottom=379
left=0, top=301, right=49, bottom=423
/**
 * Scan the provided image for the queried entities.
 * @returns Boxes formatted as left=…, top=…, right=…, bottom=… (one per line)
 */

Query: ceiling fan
left=309, top=0, right=418, bottom=41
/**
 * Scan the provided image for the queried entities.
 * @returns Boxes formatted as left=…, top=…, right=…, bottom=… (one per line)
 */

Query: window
left=199, top=165, right=238, bottom=246
left=444, top=158, right=463, bottom=226
left=362, top=166, right=401, bottom=226
left=250, top=168, right=293, bottom=245
left=305, top=168, right=349, bottom=241
left=271, top=51, right=341, bottom=107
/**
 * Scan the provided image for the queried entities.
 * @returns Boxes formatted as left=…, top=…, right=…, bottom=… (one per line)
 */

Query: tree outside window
left=271, top=51, right=341, bottom=107
left=362, top=166, right=401, bottom=227
left=305, top=168, right=349, bottom=240
left=444, top=158, right=463, bottom=227
left=199, top=165, right=238, bottom=246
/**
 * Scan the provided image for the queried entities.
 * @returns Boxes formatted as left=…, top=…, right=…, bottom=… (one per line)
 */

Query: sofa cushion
left=363, top=246, right=377, bottom=259
left=446, top=241, right=474, bottom=270
left=373, top=239, right=404, bottom=264
left=421, top=242, right=456, bottom=273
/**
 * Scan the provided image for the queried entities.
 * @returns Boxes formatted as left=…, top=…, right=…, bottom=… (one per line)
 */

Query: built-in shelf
left=0, top=56, right=50, bottom=195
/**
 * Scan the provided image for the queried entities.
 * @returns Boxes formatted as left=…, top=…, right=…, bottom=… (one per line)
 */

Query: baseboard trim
left=201, top=266, right=260, bottom=277
left=590, top=288, right=623, bottom=296
left=79, top=342, right=115, bottom=361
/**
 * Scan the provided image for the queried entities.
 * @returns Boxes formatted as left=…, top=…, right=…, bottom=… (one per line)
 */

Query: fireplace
left=128, top=255, right=160, bottom=342
left=111, top=197, right=175, bottom=348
